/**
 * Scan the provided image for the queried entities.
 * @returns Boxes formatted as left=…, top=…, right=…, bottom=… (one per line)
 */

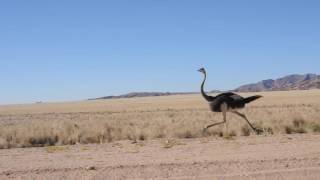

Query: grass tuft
left=45, top=146, right=69, bottom=153
left=311, top=123, right=320, bottom=133
left=241, top=125, right=251, bottom=136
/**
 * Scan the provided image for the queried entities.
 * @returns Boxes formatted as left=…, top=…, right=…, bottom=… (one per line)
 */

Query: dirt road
left=1, top=134, right=320, bottom=180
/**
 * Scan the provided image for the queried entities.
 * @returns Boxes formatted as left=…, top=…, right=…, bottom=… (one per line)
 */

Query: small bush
left=241, top=125, right=251, bottom=136
left=223, top=133, right=235, bottom=140
left=284, top=126, right=293, bottom=134
left=295, top=127, right=307, bottom=134
left=177, top=130, right=196, bottom=139
left=229, top=130, right=237, bottom=137
left=293, top=118, right=305, bottom=128
left=138, top=134, right=146, bottom=141
left=311, top=124, right=320, bottom=133
left=0, top=138, right=9, bottom=149
left=263, top=127, right=274, bottom=135
left=218, top=131, right=224, bottom=137
left=45, top=146, right=69, bottom=153
left=284, top=119, right=307, bottom=134
left=162, top=139, right=185, bottom=149
left=29, top=136, right=58, bottom=147
left=155, top=133, right=165, bottom=139
left=203, top=129, right=223, bottom=137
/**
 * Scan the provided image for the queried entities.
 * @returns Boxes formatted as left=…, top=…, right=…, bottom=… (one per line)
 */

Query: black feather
left=243, top=95, right=262, bottom=104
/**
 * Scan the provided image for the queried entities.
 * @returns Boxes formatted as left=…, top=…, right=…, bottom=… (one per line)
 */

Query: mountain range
left=235, top=73, right=320, bottom=92
left=90, top=73, right=320, bottom=100
left=88, top=92, right=196, bottom=100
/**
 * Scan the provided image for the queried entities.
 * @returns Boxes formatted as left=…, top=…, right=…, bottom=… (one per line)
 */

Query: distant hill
left=235, top=74, right=320, bottom=92
left=89, top=73, right=320, bottom=100
left=89, top=92, right=196, bottom=100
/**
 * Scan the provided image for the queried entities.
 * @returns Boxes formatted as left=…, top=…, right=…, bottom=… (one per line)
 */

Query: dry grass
left=0, top=90, right=320, bottom=149
left=44, top=146, right=69, bottom=153
left=162, top=139, right=186, bottom=148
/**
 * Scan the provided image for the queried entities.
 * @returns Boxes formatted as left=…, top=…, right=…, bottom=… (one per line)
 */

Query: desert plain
left=0, top=90, right=320, bottom=179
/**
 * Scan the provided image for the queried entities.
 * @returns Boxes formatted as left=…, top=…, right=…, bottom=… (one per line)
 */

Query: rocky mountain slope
left=90, top=73, right=320, bottom=100
left=89, top=92, right=196, bottom=100
left=235, top=74, right=320, bottom=92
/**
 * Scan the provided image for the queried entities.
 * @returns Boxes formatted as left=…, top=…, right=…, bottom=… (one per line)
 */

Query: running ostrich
left=198, top=67, right=262, bottom=134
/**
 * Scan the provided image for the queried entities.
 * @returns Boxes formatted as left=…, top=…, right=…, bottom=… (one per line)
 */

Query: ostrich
left=198, top=67, right=262, bottom=134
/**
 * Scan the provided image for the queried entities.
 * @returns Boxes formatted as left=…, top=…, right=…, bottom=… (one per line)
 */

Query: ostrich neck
left=201, top=73, right=212, bottom=102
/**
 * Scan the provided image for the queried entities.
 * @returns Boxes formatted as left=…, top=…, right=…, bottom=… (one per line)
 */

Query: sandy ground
left=0, top=134, right=320, bottom=180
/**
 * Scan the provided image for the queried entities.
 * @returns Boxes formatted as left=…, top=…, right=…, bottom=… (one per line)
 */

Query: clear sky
left=1, top=0, right=320, bottom=104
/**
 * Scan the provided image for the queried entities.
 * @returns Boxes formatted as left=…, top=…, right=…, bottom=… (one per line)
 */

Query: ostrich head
left=198, top=67, right=206, bottom=74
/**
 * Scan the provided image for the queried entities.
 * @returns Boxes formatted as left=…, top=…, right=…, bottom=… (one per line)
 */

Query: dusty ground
left=1, top=134, right=320, bottom=180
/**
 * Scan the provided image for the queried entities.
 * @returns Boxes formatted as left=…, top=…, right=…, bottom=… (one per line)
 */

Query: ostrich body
left=198, top=67, right=262, bottom=134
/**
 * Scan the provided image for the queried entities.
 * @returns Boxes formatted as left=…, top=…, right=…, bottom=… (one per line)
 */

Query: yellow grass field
left=1, top=90, right=320, bottom=179
left=0, top=90, right=320, bottom=149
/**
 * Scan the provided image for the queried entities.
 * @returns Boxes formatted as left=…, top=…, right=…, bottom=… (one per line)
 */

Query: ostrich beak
left=198, top=68, right=205, bottom=72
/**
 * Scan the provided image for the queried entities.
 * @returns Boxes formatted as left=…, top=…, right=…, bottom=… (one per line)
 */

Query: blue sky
left=1, top=1, right=320, bottom=104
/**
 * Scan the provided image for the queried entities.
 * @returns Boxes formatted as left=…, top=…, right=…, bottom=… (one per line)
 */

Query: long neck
left=200, top=72, right=212, bottom=102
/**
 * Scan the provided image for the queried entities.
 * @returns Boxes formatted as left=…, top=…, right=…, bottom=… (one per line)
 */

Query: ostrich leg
left=203, top=103, right=228, bottom=132
left=203, top=120, right=225, bottom=130
left=231, top=111, right=262, bottom=134
left=222, top=104, right=228, bottom=135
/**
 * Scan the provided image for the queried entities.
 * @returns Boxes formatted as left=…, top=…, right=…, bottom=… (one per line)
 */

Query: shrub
left=293, top=118, right=305, bottom=128
left=311, top=123, right=320, bottom=133
left=284, top=126, right=293, bottom=134
left=284, top=119, right=307, bottom=134
left=241, top=125, right=251, bottom=136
